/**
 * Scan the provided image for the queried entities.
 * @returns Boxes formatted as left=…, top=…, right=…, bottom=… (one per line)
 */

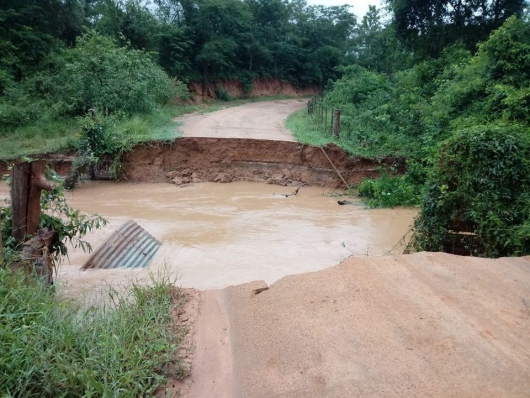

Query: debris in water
left=82, top=220, right=160, bottom=270
left=284, top=185, right=305, bottom=197
left=338, top=200, right=359, bottom=205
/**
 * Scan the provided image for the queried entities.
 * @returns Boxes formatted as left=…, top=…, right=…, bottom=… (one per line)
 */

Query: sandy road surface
left=183, top=252, right=530, bottom=398
left=175, top=99, right=306, bottom=141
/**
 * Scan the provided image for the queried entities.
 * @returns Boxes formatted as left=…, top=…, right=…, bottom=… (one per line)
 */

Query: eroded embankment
left=0, top=138, right=403, bottom=188
left=187, top=77, right=317, bottom=101
left=121, top=138, right=403, bottom=188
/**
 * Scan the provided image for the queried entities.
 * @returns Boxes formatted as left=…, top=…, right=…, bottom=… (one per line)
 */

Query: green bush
left=358, top=170, right=423, bottom=208
left=64, top=32, right=174, bottom=114
left=0, top=31, right=178, bottom=133
left=0, top=268, right=187, bottom=397
left=325, top=65, right=428, bottom=157
left=65, top=112, right=135, bottom=188
left=214, top=85, right=233, bottom=102
left=412, top=124, right=530, bottom=257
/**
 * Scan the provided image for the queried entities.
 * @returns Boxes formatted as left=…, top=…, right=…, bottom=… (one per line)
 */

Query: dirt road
left=183, top=252, right=530, bottom=398
left=175, top=99, right=306, bottom=141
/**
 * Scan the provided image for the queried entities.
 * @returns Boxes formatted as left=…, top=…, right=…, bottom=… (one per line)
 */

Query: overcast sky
left=306, top=0, right=383, bottom=18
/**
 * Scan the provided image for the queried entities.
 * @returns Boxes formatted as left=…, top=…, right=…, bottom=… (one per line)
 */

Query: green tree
left=0, top=0, right=84, bottom=89
left=350, top=6, right=413, bottom=73
left=386, top=0, right=526, bottom=56
left=63, top=31, right=173, bottom=114
left=181, top=0, right=253, bottom=87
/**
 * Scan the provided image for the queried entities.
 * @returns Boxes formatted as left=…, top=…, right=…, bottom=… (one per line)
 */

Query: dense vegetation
left=0, top=0, right=361, bottom=161
left=0, top=1, right=529, bottom=393
left=290, top=4, right=530, bottom=257
left=0, top=0, right=356, bottom=92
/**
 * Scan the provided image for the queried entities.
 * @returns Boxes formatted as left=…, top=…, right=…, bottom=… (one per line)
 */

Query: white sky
left=306, top=0, right=383, bottom=18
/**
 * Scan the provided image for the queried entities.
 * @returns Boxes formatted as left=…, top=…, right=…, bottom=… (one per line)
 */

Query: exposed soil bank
left=0, top=139, right=400, bottom=189
left=122, top=138, right=402, bottom=188
left=185, top=252, right=530, bottom=398
left=188, top=77, right=317, bottom=101
left=0, top=152, right=73, bottom=179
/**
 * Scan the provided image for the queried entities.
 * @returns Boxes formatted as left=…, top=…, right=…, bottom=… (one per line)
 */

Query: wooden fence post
left=0, top=210, right=3, bottom=259
left=27, top=161, right=52, bottom=236
left=11, top=161, right=52, bottom=242
left=324, top=106, right=328, bottom=135
left=333, top=109, right=341, bottom=138
left=11, top=162, right=31, bottom=242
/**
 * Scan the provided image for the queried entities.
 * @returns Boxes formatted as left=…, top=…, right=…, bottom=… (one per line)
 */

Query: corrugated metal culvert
left=82, top=220, right=161, bottom=270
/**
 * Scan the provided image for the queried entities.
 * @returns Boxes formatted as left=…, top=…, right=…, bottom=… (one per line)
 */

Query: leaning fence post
left=27, top=160, right=52, bottom=236
left=333, top=109, right=341, bottom=138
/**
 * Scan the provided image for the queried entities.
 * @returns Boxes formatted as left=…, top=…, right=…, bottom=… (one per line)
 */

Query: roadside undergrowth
left=0, top=268, right=189, bottom=397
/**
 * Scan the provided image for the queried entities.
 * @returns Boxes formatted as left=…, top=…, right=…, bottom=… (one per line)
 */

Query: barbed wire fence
left=307, top=96, right=340, bottom=138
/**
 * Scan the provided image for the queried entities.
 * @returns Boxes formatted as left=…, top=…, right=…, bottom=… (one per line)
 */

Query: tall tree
left=386, top=0, right=527, bottom=56
left=0, top=0, right=84, bottom=86
left=182, top=0, right=252, bottom=85
left=351, top=6, right=413, bottom=73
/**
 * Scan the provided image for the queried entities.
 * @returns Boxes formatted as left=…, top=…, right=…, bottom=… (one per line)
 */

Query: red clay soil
left=188, top=77, right=317, bottom=101
left=180, top=252, right=530, bottom=398
left=121, top=138, right=403, bottom=188
left=0, top=139, right=400, bottom=189
left=0, top=153, right=73, bottom=179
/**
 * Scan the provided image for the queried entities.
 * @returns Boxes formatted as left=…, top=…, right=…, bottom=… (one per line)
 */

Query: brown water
left=0, top=181, right=417, bottom=291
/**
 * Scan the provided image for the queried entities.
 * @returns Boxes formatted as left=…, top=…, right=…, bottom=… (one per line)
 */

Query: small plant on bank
left=357, top=163, right=426, bottom=208
left=214, top=85, right=233, bottom=102
left=65, top=111, right=134, bottom=189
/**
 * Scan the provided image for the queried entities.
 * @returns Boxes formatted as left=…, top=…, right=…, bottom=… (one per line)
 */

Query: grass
left=287, top=108, right=425, bottom=206
left=0, top=267, right=188, bottom=397
left=0, top=117, right=79, bottom=161
left=285, top=108, right=334, bottom=148
left=285, top=108, right=415, bottom=158
left=0, top=95, right=306, bottom=161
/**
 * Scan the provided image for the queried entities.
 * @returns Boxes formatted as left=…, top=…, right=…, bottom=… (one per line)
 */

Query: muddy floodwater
left=0, top=181, right=417, bottom=292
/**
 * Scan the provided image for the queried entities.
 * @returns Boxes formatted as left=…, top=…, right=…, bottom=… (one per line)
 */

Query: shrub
left=358, top=171, right=423, bottom=208
left=214, top=85, right=233, bottom=101
left=65, top=112, right=134, bottom=188
left=411, top=124, right=530, bottom=257
left=63, top=32, right=174, bottom=114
